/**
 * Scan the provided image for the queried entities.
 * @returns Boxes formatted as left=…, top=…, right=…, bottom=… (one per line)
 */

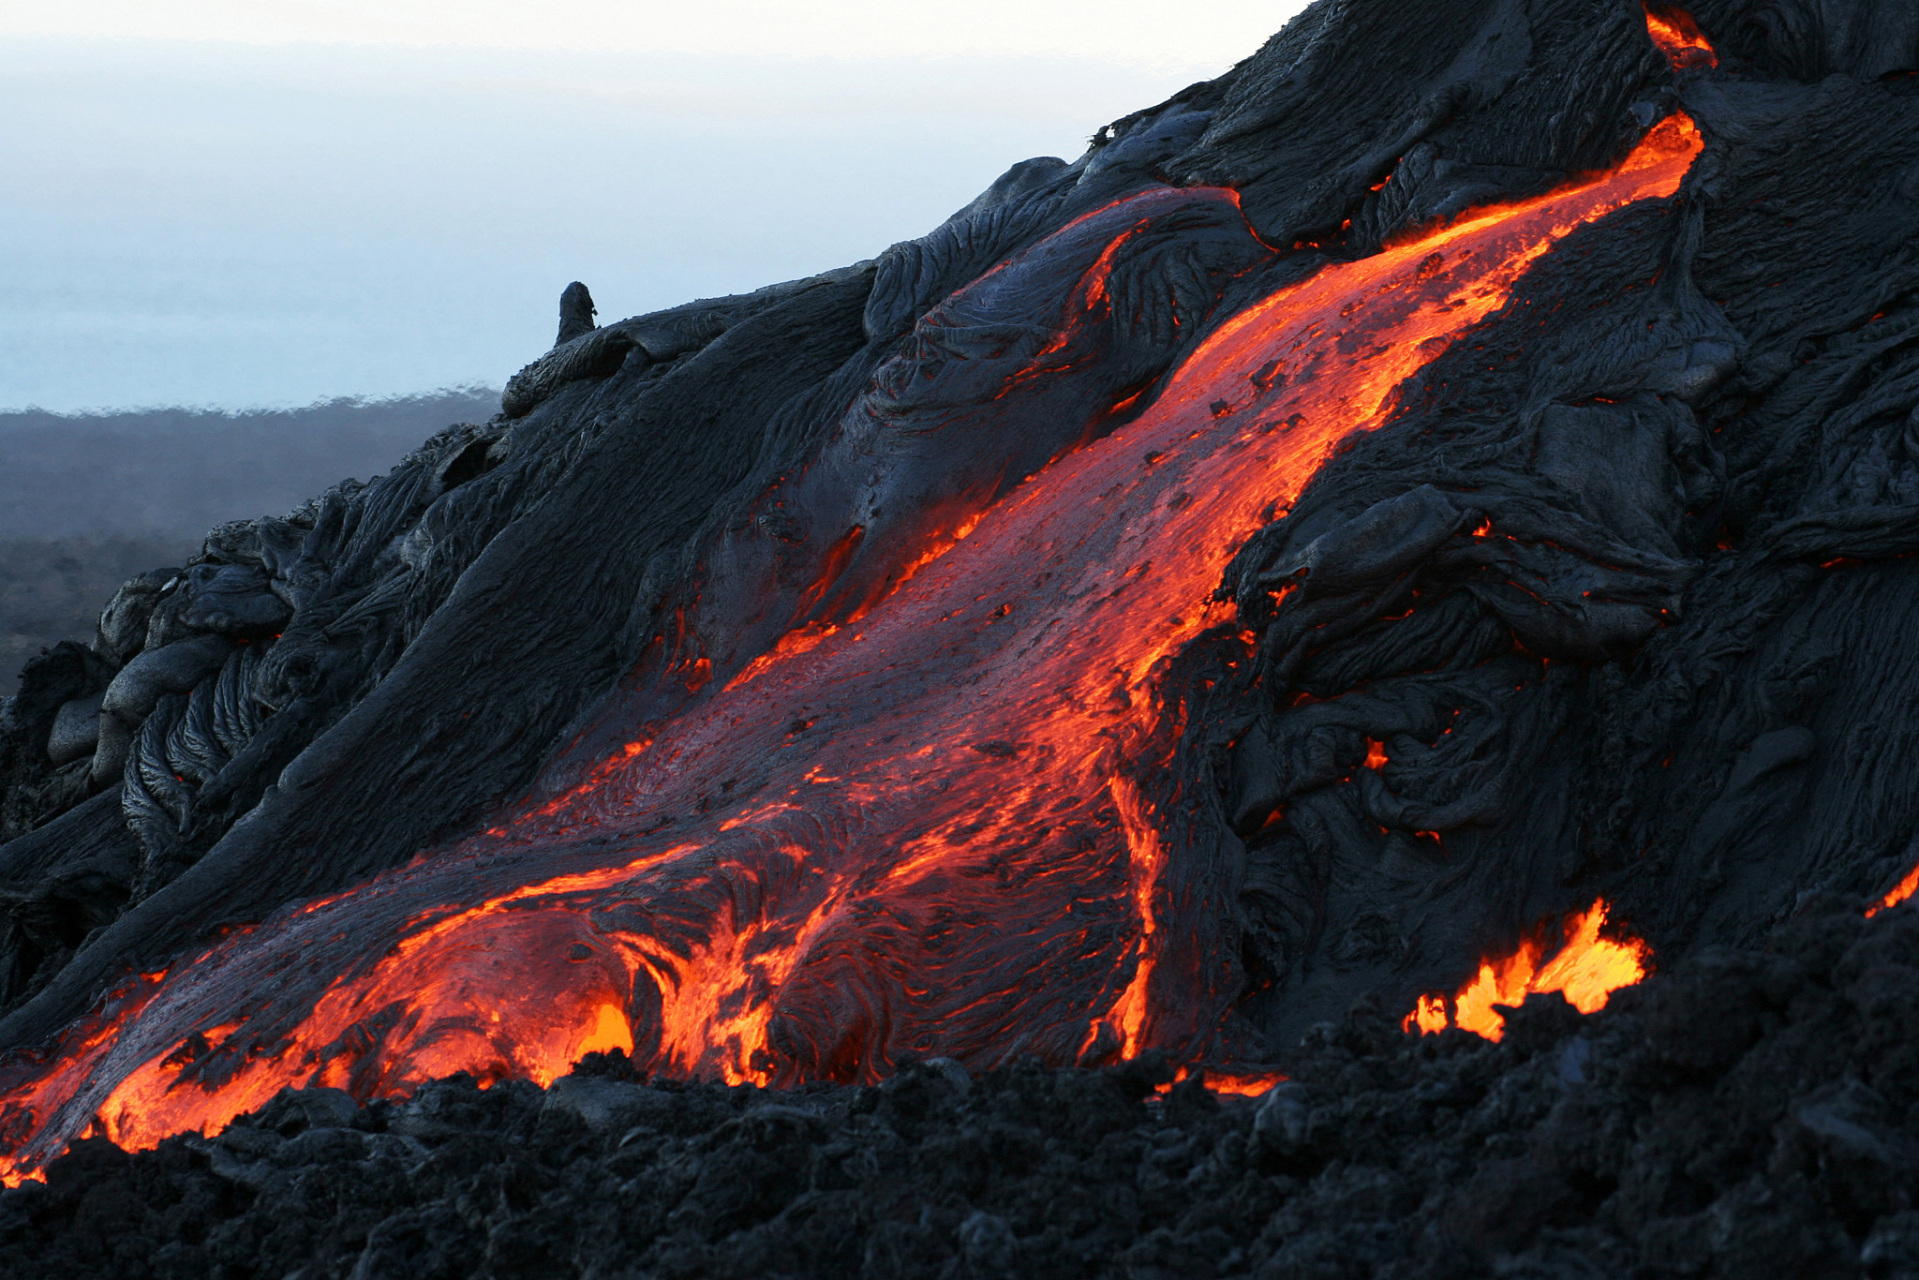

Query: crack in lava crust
left=0, top=115, right=1704, bottom=1182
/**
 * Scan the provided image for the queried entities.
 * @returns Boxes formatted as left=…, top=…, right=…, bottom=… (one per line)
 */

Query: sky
left=0, top=2, right=1312, bottom=413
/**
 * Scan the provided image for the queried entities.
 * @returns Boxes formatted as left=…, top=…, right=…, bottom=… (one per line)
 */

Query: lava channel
left=0, top=113, right=1704, bottom=1182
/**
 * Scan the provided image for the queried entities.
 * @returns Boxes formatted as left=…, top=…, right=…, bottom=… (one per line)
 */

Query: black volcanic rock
left=1, top=0, right=1918, bottom=1269
left=0, top=904, right=1914, bottom=1279
left=556, top=281, right=598, bottom=348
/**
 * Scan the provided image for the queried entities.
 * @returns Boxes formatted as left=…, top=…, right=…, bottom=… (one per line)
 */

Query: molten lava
left=1401, top=900, right=1652, bottom=1042
left=1645, top=2, right=1718, bottom=71
left=0, top=113, right=1703, bottom=1182
left=1868, top=864, right=1919, bottom=917
left=1203, top=1068, right=1289, bottom=1098
left=1151, top=1065, right=1288, bottom=1100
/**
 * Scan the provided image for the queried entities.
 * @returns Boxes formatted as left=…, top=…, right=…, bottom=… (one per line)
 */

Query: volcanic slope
left=0, top=0, right=1918, bottom=1269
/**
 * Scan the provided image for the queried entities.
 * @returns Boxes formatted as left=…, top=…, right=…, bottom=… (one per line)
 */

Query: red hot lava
left=1869, top=865, right=1919, bottom=917
left=0, top=113, right=1704, bottom=1182
left=1645, top=3, right=1720, bottom=71
left=1402, top=900, right=1652, bottom=1042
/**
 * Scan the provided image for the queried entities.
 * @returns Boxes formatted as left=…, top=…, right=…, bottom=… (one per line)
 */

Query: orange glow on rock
left=795, top=524, right=866, bottom=619
left=1205, top=1068, right=1288, bottom=1098
left=1363, top=739, right=1389, bottom=770
left=1149, top=1064, right=1284, bottom=1098
left=1867, top=864, right=1919, bottom=917
left=1403, top=994, right=1449, bottom=1036
left=724, top=622, right=841, bottom=692
left=1403, top=900, right=1651, bottom=1042
left=1645, top=4, right=1718, bottom=72
left=0, top=115, right=1703, bottom=1182
left=1096, top=777, right=1169, bottom=1061
left=577, top=1003, right=636, bottom=1058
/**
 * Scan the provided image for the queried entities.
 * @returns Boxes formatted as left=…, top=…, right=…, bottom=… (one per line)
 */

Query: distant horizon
left=0, top=383, right=502, bottom=421
left=0, top=4, right=1309, bottom=414
left=0, top=387, right=506, bottom=546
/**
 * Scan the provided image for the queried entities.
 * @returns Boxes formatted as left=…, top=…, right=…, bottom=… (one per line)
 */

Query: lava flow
left=1868, top=864, right=1919, bottom=917
left=1401, top=900, right=1652, bottom=1042
left=1645, top=2, right=1719, bottom=71
left=0, top=113, right=1703, bottom=1181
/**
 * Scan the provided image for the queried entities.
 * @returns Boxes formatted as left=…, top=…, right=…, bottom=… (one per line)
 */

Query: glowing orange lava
left=1401, top=900, right=1651, bottom=1042
left=0, top=113, right=1703, bottom=1184
left=1645, top=3, right=1718, bottom=72
left=1867, top=864, right=1919, bottom=917
left=1151, top=1065, right=1287, bottom=1099
left=1204, top=1068, right=1289, bottom=1098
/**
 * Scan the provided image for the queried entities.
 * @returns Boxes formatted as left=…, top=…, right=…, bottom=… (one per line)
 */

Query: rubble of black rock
left=2, top=0, right=1919, bottom=1271
left=1, top=904, right=1913, bottom=1279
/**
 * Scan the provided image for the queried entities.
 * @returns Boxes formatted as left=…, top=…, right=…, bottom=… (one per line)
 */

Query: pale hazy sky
left=0, top=3, right=1310, bottom=412
left=3, top=2, right=1302, bottom=66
